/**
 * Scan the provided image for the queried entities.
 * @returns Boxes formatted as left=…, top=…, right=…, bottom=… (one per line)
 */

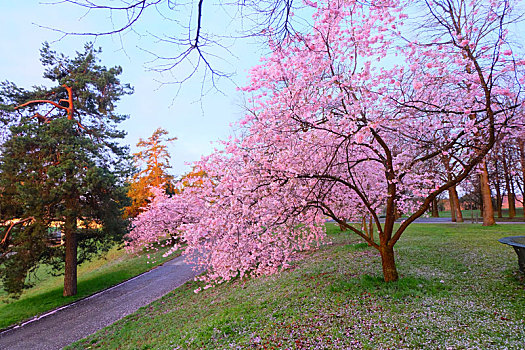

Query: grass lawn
left=0, top=245, right=176, bottom=330
left=436, top=208, right=525, bottom=222
left=67, top=223, right=525, bottom=349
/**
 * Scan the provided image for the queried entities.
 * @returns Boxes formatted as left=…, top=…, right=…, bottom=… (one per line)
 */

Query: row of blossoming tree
left=128, top=0, right=525, bottom=286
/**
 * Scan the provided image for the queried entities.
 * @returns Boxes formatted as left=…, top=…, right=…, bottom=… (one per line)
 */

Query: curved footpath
left=0, top=255, right=201, bottom=350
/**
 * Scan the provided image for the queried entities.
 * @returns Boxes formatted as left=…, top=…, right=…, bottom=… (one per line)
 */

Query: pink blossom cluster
left=129, top=0, right=525, bottom=284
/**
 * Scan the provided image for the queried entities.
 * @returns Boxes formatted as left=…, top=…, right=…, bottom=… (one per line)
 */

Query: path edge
left=0, top=253, right=184, bottom=336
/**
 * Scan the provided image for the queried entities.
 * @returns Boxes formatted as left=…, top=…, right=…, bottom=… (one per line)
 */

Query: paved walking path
left=0, top=255, right=200, bottom=350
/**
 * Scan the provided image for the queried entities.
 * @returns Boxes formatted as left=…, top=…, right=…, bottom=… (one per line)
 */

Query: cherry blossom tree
left=129, top=0, right=525, bottom=284
left=126, top=187, right=189, bottom=253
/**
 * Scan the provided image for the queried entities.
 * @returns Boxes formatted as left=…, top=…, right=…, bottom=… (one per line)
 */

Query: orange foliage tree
left=125, top=128, right=176, bottom=217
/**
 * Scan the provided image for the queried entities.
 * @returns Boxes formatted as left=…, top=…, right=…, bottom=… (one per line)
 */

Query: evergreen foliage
left=0, top=43, right=132, bottom=297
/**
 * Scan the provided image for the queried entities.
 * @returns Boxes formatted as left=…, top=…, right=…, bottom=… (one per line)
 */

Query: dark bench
left=498, top=236, right=525, bottom=273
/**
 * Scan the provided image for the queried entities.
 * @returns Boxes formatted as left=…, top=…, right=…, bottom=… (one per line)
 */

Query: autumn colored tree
left=129, top=0, right=525, bottom=285
left=125, top=128, right=176, bottom=218
left=0, top=43, right=132, bottom=297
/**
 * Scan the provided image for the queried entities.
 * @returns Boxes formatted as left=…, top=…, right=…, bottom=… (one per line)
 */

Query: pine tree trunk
left=63, top=214, right=78, bottom=297
left=450, top=185, right=463, bottom=222
left=379, top=244, right=398, bottom=282
left=431, top=198, right=439, bottom=217
left=480, top=160, right=496, bottom=226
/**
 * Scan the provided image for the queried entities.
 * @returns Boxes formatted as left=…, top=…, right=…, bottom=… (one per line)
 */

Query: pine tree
left=0, top=43, right=132, bottom=297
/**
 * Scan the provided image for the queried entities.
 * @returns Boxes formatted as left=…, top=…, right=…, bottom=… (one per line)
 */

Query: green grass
left=67, top=223, right=525, bottom=349
left=436, top=207, right=524, bottom=222
left=0, top=245, right=177, bottom=330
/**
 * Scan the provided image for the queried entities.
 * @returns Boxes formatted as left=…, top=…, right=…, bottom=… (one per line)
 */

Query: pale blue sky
left=2, top=1, right=524, bottom=177
left=0, top=0, right=265, bottom=175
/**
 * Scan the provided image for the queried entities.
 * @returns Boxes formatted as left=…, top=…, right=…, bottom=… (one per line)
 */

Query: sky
left=3, top=1, right=525, bottom=178
left=0, top=0, right=267, bottom=176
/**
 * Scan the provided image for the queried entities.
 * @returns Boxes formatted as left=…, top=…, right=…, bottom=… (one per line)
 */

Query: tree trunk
left=443, top=156, right=457, bottom=222
left=478, top=178, right=484, bottom=214
left=379, top=244, right=398, bottom=282
left=339, top=218, right=346, bottom=231
left=369, top=215, right=374, bottom=245
left=431, top=198, right=439, bottom=217
left=63, top=214, right=78, bottom=297
left=510, top=172, right=517, bottom=218
left=448, top=189, right=457, bottom=222
left=508, top=192, right=516, bottom=218
left=502, top=152, right=516, bottom=218
left=480, top=160, right=496, bottom=226
left=450, top=185, right=463, bottom=222
left=493, top=156, right=503, bottom=218
left=495, top=187, right=503, bottom=218
left=362, top=216, right=367, bottom=237
left=518, top=139, right=525, bottom=217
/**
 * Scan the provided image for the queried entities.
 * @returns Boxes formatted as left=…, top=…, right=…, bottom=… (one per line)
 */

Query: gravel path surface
left=0, top=254, right=200, bottom=350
